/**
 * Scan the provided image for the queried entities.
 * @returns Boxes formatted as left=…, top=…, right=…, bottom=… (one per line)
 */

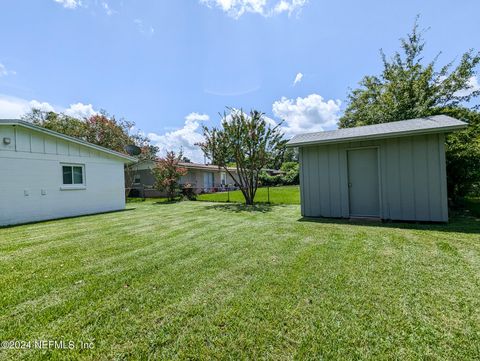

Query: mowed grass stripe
left=0, top=200, right=479, bottom=360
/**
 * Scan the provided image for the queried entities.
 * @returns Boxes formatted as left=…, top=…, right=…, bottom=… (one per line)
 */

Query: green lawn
left=1, top=201, right=480, bottom=360
left=197, top=185, right=300, bottom=204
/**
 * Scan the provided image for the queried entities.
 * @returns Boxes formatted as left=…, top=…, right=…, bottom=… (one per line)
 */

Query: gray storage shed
left=287, top=115, right=467, bottom=222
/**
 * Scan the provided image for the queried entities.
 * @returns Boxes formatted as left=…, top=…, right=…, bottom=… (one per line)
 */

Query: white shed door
left=347, top=148, right=380, bottom=217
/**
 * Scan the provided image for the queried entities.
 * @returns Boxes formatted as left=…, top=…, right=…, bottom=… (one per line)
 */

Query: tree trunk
left=241, top=188, right=253, bottom=205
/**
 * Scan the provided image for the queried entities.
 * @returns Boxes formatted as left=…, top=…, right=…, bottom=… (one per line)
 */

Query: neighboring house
left=129, top=161, right=238, bottom=197
left=287, top=115, right=467, bottom=222
left=0, top=119, right=136, bottom=226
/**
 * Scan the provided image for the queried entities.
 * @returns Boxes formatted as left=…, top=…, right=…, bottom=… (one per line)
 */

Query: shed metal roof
left=287, top=115, right=467, bottom=147
left=0, top=119, right=137, bottom=162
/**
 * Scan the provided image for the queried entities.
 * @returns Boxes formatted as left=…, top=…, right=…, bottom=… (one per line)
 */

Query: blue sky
left=0, top=0, right=479, bottom=161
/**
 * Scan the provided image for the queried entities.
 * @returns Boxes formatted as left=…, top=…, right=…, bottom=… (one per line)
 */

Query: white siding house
left=0, top=120, right=136, bottom=226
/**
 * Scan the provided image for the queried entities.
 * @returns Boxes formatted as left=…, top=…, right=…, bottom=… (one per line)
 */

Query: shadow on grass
left=151, top=198, right=183, bottom=205
left=153, top=201, right=180, bottom=205
left=298, top=214, right=480, bottom=234
left=127, top=197, right=182, bottom=205
left=205, top=203, right=277, bottom=213
left=0, top=208, right=137, bottom=229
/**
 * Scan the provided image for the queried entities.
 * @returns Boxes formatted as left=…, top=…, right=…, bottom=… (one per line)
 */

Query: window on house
left=134, top=175, right=141, bottom=184
left=220, top=172, right=226, bottom=186
left=62, top=164, right=85, bottom=186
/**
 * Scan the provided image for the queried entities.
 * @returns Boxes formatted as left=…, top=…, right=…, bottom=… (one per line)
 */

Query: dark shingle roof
left=287, top=115, right=467, bottom=147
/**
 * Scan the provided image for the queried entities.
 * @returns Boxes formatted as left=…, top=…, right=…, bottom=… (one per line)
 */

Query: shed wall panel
left=397, top=137, right=415, bottom=219
left=438, top=134, right=449, bottom=221
left=309, top=147, right=321, bottom=216
left=426, top=135, right=441, bottom=220
left=338, top=148, right=349, bottom=218
left=304, top=146, right=314, bottom=216
left=412, top=136, right=430, bottom=220
left=328, top=145, right=342, bottom=217
left=299, top=148, right=305, bottom=216
left=384, top=139, right=400, bottom=220
left=318, top=146, right=330, bottom=216
left=299, top=133, right=448, bottom=222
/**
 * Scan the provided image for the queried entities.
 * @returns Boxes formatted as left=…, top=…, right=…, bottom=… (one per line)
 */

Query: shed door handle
left=348, top=183, right=352, bottom=188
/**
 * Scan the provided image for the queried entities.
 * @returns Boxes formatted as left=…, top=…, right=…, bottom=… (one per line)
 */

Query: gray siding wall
left=299, top=133, right=448, bottom=222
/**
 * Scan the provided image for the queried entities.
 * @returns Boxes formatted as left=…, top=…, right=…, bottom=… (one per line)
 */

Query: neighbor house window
left=62, top=164, right=85, bottom=186
left=220, top=172, right=226, bottom=186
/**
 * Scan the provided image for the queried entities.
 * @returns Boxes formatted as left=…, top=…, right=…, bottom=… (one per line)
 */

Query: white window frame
left=60, top=163, right=86, bottom=190
left=220, top=172, right=227, bottom=186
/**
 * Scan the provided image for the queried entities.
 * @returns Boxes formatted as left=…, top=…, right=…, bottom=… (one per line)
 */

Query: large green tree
left=442, top=107, right=480, bottom=198
left=339, top=18, right=480, bottom=199
left=198, top=109, right=284, bottom=205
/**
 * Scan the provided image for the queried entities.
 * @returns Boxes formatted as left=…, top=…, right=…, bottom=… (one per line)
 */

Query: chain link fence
left=129, top=185, right=273, bottom=203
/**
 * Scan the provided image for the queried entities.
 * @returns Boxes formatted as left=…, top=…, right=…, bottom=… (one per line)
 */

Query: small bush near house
left=153, top=151, right=187, bottom=201
left=181, top=184, right=197, bottom=200
left=259, top=171, right=283, bottom=187
left=280, top=162, right=299, bottom=185
left=259, top=162, right=299, bottom=187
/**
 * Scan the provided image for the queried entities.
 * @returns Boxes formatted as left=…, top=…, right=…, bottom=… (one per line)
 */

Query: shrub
left=181, top=184, right=197, bottom=200
left=280, top=162, right=299, bottom=185
left=259, top=171, right=283, bottom=186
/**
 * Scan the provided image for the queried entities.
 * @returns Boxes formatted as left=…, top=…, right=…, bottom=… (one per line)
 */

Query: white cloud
left=29, top=100, right=55, bottom=113
left=272, top=94, right=341, bottom=137
left=273, top=0, right=307, bottom=15
left=53, top=0, right=116, bottom=15
left=0, top=95, right=31, bottom=118
left=200, top=0, right=307, bottom=18
left=101, top=1, right=114, bottom=16
left=134, top=19, right=155, bottom=36
left=54, top=0, right=81, bottom=9
left=0, top=94, right=100, bottom=120
left=0, top=96, right=57, bottom=118
left=0, top=63, right=16, bottom=77
left=147, top=113, right=210, bottom=163
left=293, top=72, right=303, bottom=86
left=185, top=112, right=210, bottom=122
left=454, top=76, right=480, bottom=97
left=64, top=102, right=98, bottom=119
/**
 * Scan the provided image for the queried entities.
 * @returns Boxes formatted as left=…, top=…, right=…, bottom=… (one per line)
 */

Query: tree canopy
left=339, top=18, right=480, bottom=199
left=442, top=107, right=480, bottom=198
left=339, top=18, right=479, bottom=128
left=22, top=108, right=158, bottom=161
left=198, top=109, right=284, bottom=205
